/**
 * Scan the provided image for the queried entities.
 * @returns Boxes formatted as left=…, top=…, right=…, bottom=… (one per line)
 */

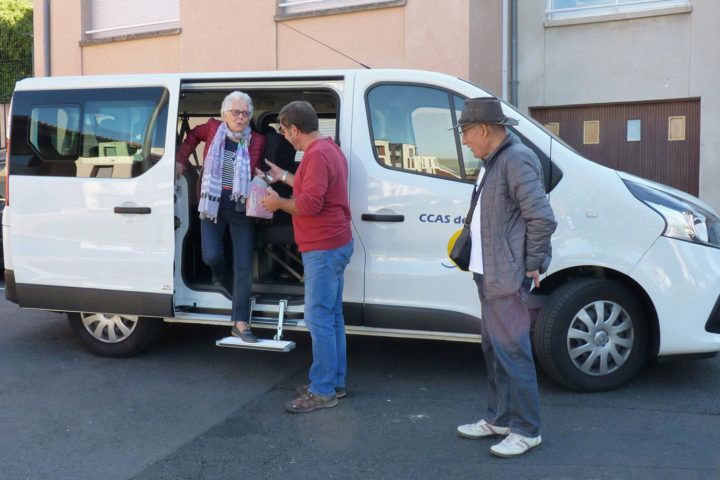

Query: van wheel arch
left=535, top=267, right=660, bottom=355
left=68, top=312, right=162, bottom=357
left=532, top=278, right=650, bottom=391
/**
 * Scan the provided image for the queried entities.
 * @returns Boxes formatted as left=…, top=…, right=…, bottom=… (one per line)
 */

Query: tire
left=68, top=312, right=162, bottom=357
left=533, top=278, right=648, bottom=391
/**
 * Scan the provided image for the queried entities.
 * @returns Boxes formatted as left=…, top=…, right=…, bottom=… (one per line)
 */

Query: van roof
left=13, top=68, right=460, bottom=91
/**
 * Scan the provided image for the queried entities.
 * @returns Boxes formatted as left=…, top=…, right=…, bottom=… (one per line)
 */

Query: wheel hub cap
left=594, top=331, right=609, bottom=346
left=566, top=300, right=634, bottom=376
left=81, top=312, right=139, bottom=343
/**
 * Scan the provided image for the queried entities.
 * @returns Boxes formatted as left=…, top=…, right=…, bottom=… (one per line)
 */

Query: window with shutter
left=85, top=0, right=179, bottom=41
left=276, top=0, right=405, bottom=19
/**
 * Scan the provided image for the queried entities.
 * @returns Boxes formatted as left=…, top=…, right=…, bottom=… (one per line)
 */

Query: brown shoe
left=285, top=390, right=338, bottom=413
left=295, top=384, right=347, bottom=399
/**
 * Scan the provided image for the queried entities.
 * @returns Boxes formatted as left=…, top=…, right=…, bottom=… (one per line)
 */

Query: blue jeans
left=200, top=191, right=255, bottom=324
left=302, top=239, right=354, bottom=397
left=474, top=273, right=541, bottom=437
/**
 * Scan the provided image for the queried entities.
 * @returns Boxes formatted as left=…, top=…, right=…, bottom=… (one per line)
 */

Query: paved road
left=1, top=289, right=720, bottom=480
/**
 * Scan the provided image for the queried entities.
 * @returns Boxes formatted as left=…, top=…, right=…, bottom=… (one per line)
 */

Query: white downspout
left=502, top=0, right=508, bottom=101
left=43, top=0, right=51, bottom=76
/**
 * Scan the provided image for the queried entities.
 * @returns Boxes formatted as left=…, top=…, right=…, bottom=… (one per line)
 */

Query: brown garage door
left=530, top=99, right=700, bottom=195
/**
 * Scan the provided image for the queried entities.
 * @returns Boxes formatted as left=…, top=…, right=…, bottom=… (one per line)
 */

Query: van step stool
left=216, top=297, right=296, bottom=352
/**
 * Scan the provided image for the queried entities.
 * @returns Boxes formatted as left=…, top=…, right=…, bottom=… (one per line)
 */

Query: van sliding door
left=6, top=82, right=178, bottom=316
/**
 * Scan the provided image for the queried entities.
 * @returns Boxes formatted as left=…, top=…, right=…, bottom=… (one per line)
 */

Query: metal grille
left=0, top=30, right=33, bottom=97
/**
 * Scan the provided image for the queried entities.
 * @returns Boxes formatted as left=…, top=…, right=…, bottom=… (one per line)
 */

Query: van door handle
left=361, top=213, right=404, bottom=222
left=114, top=206, right=152, bottom=214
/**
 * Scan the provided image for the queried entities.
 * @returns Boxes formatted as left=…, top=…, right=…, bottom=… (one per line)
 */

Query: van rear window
left=9, top=87, right=168, bottom=178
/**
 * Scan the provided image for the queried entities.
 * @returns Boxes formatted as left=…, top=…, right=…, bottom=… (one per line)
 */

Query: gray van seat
left=258, top=126, right=297, bottom=246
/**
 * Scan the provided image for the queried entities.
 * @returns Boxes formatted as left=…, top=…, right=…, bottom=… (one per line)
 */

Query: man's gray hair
left=221, top=91, right=254, bottom=117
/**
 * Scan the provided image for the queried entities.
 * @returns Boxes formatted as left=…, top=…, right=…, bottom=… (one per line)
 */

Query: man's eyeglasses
left=228, top=109, right=251, bottom=118
left=459, top=124, right=478, bottom=137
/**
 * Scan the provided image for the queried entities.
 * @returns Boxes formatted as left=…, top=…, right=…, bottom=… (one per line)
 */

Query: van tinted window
left=367, top=84, right=472, bottom=182
left=10, top=87, right=168, bottom=178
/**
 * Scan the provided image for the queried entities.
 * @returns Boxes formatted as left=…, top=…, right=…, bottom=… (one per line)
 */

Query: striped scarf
left=198, top=121, right=252, bottom=221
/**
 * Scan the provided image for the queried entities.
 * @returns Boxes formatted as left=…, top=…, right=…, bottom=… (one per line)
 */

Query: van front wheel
left=68, top=312, right=162, bottom=357
left=533, top=279, right=648, bottom=391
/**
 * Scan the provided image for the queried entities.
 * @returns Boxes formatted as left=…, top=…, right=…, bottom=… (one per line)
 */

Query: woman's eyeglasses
left=228, top=109, right=251, bottom=118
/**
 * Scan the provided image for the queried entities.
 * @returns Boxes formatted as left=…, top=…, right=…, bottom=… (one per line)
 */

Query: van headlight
left=624, top=179, right=720, bottom=248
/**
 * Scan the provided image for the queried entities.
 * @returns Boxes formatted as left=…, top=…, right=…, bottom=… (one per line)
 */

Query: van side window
left=29, top=105, right=82, bottom=160
left=368, top=84, right=470, bottom=181
left=10, top=87, right=168, bottom=178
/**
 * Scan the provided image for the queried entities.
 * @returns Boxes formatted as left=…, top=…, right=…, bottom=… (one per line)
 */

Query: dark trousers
left=200, top=191, right=255, bottom=324
left=474, top=273, right=541, bottom=437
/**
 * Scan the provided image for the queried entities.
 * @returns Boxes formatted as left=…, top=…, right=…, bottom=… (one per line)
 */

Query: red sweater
left=292, top=137, right=352, bottom=252
left=176, top=118, right=265, bottom=192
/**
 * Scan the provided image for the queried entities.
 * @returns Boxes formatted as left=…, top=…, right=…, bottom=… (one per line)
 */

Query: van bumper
left=629, top=236, right=720, bottom=355
left=8, top=281, right=173, bottom=318
left=704, top=294, right=720, bottom=334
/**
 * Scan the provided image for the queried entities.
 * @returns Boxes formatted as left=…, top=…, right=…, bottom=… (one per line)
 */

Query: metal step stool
left=216, top=296, right=296, bottom=352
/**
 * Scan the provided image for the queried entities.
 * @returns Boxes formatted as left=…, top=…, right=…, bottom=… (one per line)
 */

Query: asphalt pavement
left=1, top=283, right=719, bottom=479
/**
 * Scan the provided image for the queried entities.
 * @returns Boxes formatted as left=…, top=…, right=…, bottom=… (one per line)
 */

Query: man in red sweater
left=261, top=101, right=354, bottom=413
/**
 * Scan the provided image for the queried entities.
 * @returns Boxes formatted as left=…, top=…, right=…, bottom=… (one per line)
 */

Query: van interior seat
left=257, top=122, right=298, bottom=246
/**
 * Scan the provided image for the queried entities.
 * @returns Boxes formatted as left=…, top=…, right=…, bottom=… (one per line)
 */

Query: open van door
left=5, top=77, right=178, bottom=322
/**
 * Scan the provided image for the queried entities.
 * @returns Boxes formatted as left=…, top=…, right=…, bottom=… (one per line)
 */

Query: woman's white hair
left=221, top=91, right=254, bottom=117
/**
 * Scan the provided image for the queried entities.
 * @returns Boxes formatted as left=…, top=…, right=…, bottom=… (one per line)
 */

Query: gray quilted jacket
left=477, top=135, right=557, bottom=299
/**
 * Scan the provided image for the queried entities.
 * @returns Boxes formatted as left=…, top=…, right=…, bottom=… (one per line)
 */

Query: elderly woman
left=176, top=91, right=266, bottom=342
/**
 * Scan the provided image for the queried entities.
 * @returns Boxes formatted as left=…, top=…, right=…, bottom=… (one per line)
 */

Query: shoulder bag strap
left=462, top=141, right=513, bottom=227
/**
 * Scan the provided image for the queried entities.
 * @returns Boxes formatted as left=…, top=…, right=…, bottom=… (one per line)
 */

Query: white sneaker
left=457, top=419, right=510, bottom=439
left=489, top=432, right=542, bottom=457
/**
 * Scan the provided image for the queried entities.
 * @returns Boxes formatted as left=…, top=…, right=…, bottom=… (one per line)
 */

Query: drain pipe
left=510, top=0, right=518, bottom=106
left=502, top=0, right=508, bottom=101
left=43, top=0, right=50, bottom=76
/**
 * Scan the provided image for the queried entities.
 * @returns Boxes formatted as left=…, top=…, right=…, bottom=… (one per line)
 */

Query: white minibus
left=4, top=69, right=720, bottom=391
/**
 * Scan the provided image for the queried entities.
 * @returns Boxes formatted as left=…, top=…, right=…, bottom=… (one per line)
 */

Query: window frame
left=276, top=0, right=405, bottom=20
left=545, top=0, right=691, bottom=26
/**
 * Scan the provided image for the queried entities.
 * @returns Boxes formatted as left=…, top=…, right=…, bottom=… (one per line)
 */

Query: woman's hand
left=175, top=161, right=186, bottom=179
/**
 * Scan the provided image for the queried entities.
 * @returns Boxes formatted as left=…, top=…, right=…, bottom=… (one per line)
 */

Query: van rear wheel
left=68, top=312, right=162, bottom=357
left=533, top=278, right=648, bottom=391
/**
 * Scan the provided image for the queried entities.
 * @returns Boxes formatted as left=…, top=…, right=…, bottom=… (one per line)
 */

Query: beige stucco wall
left=32, top=0, right=504, bottom=93
left=33, top=0, right=83, bottom=76
left=82, top=35, right=181, bottom=75
left=518, top=2, right=720, bottom=211
left=178, top=0, right=277, bottom=72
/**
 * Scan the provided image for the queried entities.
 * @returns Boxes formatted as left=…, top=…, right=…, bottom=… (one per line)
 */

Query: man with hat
left=453, top=97, right=557, bottom=457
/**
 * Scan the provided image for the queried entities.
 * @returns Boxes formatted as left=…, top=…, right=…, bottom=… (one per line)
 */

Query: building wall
left=178, top=0, right=277, bottom=72
left=469, top=0, right=503, bottom=97
left=32, top=0, right=504, bottom=95
left=518, top=1, right=720, bottom=210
